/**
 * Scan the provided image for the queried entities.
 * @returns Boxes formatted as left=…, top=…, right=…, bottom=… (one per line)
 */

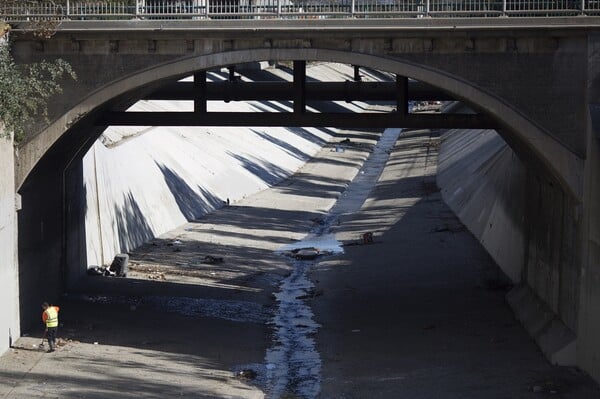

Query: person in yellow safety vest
left=41, top=302, right=60, bottom=353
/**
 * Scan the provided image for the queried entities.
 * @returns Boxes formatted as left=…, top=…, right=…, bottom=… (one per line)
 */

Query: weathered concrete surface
left=436, top=124, right=581, bottom=367
left=523, top=160, right=581, bottom=334
left=0, top=127, right=20, bottom=357
left=576, top=33, right=600, bottom=384
left=507, top=284, right=577, bottom=366
left=437, top=128, right=527, bottom=283
left=17, top=156, right=66, bottom=335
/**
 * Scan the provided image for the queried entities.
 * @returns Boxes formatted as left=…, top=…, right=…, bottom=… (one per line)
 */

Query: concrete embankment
left=437, top=128, right=527, bottom=283
left=82, top=63, right=377, bottom=270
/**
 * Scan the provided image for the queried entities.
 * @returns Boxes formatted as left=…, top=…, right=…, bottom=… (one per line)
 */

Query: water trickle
left=263, top=128, right=403, bottom=398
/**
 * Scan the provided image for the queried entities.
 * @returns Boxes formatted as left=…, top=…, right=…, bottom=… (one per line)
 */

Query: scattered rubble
left=342, top=232, right=378, bottom=247
left=86, top=266, right=116, bottom=277
left=201, top=255, right=224, bottom=264
left=432, top=223, right=465, bottom=233
left=293, top=248, right=320, bottom=260
left=148, top=271, right=166, bottom=280
left=57, top=338, right=79, bottom=347
left=235, top=369, right=258, bottom=381
left=529, top=380, right=562, bottom=394
left=296, top=289, right=324, bottom=300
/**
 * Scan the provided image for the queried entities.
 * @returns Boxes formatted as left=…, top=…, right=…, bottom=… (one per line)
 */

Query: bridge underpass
left=3, top=14, right=595, bottom=396
left=0, top=60, right=597, bottom=398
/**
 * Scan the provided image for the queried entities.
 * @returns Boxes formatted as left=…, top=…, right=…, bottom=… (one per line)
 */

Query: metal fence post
left=425, top=0, right=429, bottom=16
left=135, top=0, right=140, bottom=18
left=351, top=0, right=355, bottom=17
left=206, top=0, right=210, bottom=18
left=277, top=0, right=281, bottom=18
left=502, top=0, right=507, bottom=16
left=582, top=0, right=586, bottom=15
left=66, top=0, right=70, bottom=18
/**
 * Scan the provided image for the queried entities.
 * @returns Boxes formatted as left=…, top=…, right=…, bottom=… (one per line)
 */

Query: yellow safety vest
left=45, top=307, right=58, bottom=328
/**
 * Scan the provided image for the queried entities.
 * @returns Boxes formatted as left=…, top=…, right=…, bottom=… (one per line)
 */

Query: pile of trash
left=86, top=266, right=116, bottom=277
left=87, top=254, right=129, bottom=277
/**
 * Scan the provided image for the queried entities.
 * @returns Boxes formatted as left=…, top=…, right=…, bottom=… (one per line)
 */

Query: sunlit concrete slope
left=437, top=128, right=527, bottom=283
left=83, top=63, right=382, bottom=267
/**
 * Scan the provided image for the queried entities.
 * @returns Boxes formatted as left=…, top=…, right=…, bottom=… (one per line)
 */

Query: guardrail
left=2, top=0, right=599, bottom=21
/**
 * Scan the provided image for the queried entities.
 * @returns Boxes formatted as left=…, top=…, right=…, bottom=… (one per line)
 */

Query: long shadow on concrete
left=156, top=162, right=224, bottom=222
left=114, top=191, right=155, bottom=254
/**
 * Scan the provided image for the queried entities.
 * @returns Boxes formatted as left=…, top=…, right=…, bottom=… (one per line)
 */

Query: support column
left=396, top=75, right=408, bottom=116
left=353, top=65, right=361, bottom=82
left=577, top=33, right=600, bottom=383
left=293, top=60, right=306, bottom=114
left=194, top=71, right=207, bottom=114
left=0, top=125, right=20, bottom=353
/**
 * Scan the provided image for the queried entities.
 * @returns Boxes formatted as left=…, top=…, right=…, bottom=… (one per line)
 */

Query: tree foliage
left=0, top=31, right=76, bottom=144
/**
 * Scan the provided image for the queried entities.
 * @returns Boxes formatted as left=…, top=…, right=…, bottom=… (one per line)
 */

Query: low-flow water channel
left=262, top=128, right=403, bottom=398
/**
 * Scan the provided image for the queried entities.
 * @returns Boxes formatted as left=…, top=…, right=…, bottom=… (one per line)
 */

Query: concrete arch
left=17, top=48, right=583, bottom=199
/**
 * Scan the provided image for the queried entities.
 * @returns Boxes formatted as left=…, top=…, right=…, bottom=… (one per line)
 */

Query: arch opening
left=10, top=50, right=595, bottom=395
left=18, top=48, right=581, bottom=199
left=15, top=50, right=582, bottom=334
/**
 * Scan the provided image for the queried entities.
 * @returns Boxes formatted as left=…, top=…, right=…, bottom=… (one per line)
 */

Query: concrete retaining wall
left=437, top=126, right=581, bottom=366
left=437, top=128, right=527, bottom=283
left=577, top=34, right=600, bottom=381
left=0, top=126, right=20, bottom=355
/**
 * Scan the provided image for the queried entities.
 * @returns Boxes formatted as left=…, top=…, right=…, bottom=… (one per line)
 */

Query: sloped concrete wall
left=0, top=127, right=20, bottom=354
left=83, top=124, right=330, bottom=267
left=523, top=168, right=581, bottom=332
left=81, top=64, right=374, bottom=269
left=437, top=128, right=527, bottom=283
left=437, top=126, right=582, bottom=367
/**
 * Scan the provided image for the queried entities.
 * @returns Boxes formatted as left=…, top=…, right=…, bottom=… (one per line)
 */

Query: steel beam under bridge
left=98, top=63, right=496, bottom=129
left=97, top=111, right=496, bottom=129
left=144, top=81, right=455, bottom=102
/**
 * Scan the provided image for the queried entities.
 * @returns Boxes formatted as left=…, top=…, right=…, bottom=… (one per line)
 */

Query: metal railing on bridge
left=2, top=0, right=599, bottom=21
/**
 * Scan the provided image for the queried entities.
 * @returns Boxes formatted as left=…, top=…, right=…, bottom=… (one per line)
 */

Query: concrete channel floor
left=1, top=127, right=600, bottom=398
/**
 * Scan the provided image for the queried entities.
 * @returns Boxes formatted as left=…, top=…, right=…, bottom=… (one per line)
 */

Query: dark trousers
left=46, top=327, right=57, bottom=349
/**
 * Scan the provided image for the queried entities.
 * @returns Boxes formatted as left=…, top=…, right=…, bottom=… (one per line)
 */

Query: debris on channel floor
left=294, top=247, right=320, bottom=260
left=148, top=271, right=166, bottom=280
left=201, top=255, right=224, bottom=264
left=342, top=231, right=377, bottom=247
left=235, top=369, right=258, bottom=381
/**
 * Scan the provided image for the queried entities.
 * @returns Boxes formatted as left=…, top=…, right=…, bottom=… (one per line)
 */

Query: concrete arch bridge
left=0, top=14, right=599, bottom=384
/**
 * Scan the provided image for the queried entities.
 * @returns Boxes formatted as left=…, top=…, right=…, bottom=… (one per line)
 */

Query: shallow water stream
left=262, top=128, right=403, bottom=398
